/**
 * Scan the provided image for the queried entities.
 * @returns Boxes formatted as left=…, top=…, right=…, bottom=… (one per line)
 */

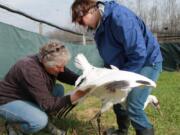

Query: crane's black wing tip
left=105, top=80, right=130, bottom=92
left=136, top=80, right=151, bottom=85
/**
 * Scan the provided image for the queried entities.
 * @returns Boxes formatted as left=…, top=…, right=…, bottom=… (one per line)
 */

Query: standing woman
left=71, top=0, right=163, bottom=135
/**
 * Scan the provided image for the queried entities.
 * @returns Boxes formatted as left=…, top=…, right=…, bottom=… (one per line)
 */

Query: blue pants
left=114, top=62, right=162, bottom=130
left=0, top=84, right=64, bottom=134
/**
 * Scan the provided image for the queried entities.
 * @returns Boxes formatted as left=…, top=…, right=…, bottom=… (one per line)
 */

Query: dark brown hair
left=71, top=0, right=97, bottom=24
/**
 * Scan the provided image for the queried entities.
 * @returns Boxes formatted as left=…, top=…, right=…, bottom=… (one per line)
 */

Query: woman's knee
left=35, top=112, right=48, bottom=129
left=21, top=112, right=48, bottom=133
left=126, top=94, right=145, bottom=117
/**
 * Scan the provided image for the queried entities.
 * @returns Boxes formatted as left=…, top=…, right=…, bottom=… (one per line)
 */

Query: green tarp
left=0, top=22, right=48, bottom=79
left=160, top=43, right=180, bottom=71
left=0, top=22, right=179, bottom=79
left=0, top=22, right=103, bottom=79
left=65, top=44, right=103, bottom=74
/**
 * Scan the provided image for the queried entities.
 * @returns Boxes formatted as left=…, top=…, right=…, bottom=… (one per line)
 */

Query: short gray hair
left=39, top=40, right=70, bottom=67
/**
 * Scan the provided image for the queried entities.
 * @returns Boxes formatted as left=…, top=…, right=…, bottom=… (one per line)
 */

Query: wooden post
left=83, top=33, right=86, bottom=45
left=39, top=23, right=43, bottom=35
left=154, top=32, right=158, bottom=39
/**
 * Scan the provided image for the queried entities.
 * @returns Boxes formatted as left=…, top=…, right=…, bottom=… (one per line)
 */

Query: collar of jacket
left=96, top=1, right=116, bottom=34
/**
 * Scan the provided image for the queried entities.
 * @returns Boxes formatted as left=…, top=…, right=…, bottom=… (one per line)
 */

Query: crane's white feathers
left=74, top=53, right=92, bottom=71
left=110, top=65, right=119, bottom=70
left=74, top=53, right=157, bottom=114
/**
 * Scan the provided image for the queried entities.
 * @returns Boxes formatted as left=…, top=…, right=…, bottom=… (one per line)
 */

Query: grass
left=0, top=71, right=180, bottom=135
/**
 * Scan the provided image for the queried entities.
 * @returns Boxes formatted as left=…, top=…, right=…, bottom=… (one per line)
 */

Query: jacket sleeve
left=110, top=11, right=147, bottom=73
left=57, top=67, right=79, bottom=85
left=19, top=61, right=72, bottom=112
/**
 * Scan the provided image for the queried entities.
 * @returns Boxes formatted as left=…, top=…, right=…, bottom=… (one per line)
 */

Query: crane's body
left=74, top=54, right=157, bottom=114
left=72, top=54, right=161, bottom=135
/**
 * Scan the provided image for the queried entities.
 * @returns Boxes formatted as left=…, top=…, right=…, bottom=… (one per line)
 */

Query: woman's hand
left=70, top=86, right=92, bottom=104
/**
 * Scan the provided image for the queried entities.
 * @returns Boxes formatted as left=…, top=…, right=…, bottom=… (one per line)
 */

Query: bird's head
left=147, top=95, right=163, bottom=116
left=148, top=95, right=159, bottom=106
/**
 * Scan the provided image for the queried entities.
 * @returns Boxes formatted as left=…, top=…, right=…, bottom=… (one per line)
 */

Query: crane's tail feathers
left=136, top=80, right=156, bottom=88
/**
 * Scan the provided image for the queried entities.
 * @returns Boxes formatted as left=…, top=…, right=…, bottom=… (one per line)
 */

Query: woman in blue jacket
left=71, top=0, right=163, bottom=135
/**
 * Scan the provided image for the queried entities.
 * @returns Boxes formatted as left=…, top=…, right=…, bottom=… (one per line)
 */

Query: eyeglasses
left=46, top=45, right=65, bottom=54
left=77, top=17, right=85, bottom=25
left=42, top=45, right=65, bottom=59
left=76, top=10, right=86, bottom=25
left=76, top=7, right=98, bottom=26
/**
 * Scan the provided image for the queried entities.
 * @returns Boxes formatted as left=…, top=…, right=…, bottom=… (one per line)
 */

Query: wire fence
left=157, top=33, right=180, bottom=43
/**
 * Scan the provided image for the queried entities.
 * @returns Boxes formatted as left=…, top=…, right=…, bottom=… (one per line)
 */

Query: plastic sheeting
left=160, top=43, right=180, bottom=71
left=0, top=22, right=179, bottom=79
left=0, top=22, right=103, bottom=79
left=65, top=44, right=103, bottom=74
left=0, top=22, right=48, bottom=79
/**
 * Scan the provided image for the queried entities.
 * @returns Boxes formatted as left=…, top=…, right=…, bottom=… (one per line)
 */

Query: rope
left=0, top=4, right=83, bottom=36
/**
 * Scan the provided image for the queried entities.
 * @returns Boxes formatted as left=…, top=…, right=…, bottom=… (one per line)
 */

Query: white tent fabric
left=0, top=0, right=75, bottom=34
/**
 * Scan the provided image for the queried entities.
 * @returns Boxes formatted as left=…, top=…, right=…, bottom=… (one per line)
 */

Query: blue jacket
left=94, top=1, right=163, bottom=73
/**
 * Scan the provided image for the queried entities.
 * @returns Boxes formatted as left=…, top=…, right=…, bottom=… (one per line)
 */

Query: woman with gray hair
left=39, top=40, right=71, bottom=75
left=0, top=40, right=86, bottom=135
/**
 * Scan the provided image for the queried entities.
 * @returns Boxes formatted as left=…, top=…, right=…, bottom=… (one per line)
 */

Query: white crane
left=144, top=95, right=162, bottom=115
left=73, top=53, right=161, bottom=134
left=74, top=53, right=157, bottom=110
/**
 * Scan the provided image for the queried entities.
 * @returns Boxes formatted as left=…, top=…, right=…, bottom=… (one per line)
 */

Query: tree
left=164, top=0, right=178, bottom=33
left=149, top=0, right=159, bottom=32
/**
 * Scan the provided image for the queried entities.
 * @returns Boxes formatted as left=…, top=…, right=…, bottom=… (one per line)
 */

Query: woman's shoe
left=47, top=122, right=66, bottom=135
left=5, top=123, right=17, bottom=135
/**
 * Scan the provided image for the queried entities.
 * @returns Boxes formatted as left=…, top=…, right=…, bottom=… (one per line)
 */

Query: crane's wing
left=104, top=80, right=130, bottom=92
left=101, top=100, right=114, bottom=113
left=71, top=85, right=96, bottom=104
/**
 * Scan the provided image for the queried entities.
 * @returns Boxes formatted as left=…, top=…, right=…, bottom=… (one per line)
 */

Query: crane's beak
left=153, top=102, right=163, bottom=116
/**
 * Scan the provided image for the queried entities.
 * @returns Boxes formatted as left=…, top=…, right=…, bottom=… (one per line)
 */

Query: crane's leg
left=89, top=111, right=102, bottom=135
left=97, top=113, right=101, bottom=135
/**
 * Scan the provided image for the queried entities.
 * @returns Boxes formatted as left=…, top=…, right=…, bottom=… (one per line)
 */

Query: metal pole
left=83, top=33, right=86, bottom=45
left=39, top=22, right=43, bottom=35
left=0, top=4, right=83, bottom=36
